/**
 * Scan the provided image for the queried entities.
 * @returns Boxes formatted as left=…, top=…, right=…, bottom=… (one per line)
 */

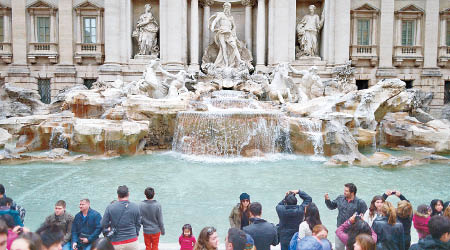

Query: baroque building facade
left=0, top=0, right=449, bottom=115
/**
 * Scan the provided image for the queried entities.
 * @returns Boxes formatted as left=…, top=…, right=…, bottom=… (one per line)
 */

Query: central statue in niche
left=201, top=2, right=253, bottom=88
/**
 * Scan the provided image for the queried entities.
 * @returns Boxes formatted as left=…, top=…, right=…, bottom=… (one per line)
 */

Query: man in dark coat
left=410, top=216, right=450, bottom=250
left=276, top=189, right=312, bottom=250
left=71, top=199, right=102, bottom=250
left=324, top=183, right=367, bottom=250
left=243, top=202, right=278, bottom=250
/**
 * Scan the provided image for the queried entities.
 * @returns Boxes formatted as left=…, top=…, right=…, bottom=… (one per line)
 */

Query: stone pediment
left=74, top=1, right=103, bottom=11
left=352, top=3, right=379, bottom=13
left=397, top=4, right=424, bottom=14
left=27, top=0, right=57, bottom=10
left=440, top=8, right=450, bottom=14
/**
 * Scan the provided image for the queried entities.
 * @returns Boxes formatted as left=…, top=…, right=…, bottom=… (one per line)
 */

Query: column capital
left=241, top=0, right=255, bottom=7
left=200, top=0, right=215, bottom=7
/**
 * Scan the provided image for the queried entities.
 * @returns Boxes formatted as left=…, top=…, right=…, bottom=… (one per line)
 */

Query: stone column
left=160, top=0, right=188, bottom=69
left=11, top=0, right=27, bottom=64
left=58, top=0, right=74, bottom=65
left=268, top=0, right=296, bottom=65
left=202, top=0, right=214, bottom=51
left=256, top=0, right=265, bottom=70
left=372, top=16, right=377, bottom=46
left=423, top=0, right=439, bottom=68
left=190, top=0, right=200, bottom=69
left=416, top=18, right=421, bottom=46
left=242, top=0, right=253, bottom=51
left=99, top=0, right=122, bottom=81
left=3, top=15, right=10, bottom=42
left=334, top=0, right=350, bottom=65
left=119, top=0, right=132, bottom=64
left=76, top=11, right=82, bottom=43
left=378, top=0, right=394, bottom=69
left=103, top=0, right=121, bottom=64
left=396, top=18, right=401, bottom=46
left=440, top=18, right=446, bottom=47
left=327, top=0, right=335, bottom=64
left=50, top=9, right=56, bottom=43
left=30, top=11, right=36, bottom=43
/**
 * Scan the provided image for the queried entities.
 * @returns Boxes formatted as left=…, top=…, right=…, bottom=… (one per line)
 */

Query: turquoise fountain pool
left=1, top=152, right=449, bottom=244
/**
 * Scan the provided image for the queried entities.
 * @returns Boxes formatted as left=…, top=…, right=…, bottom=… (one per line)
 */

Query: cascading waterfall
left=296, top=118, right=324, bottom=156
left=172, top=91, right=291, bottom=157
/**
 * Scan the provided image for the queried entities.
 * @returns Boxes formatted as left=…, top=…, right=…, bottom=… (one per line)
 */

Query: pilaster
left=334, top=0, right=350, bottom=65
left=189, top=0, right=200, bottom=70
left=423, top=0, right=439, bottom=69
left=160, top=0, right=188, bottom=69
left=11, top=0, right=27, bottom=65
left=58, top=0, right=74, bottom=65
left=268, top=0, right=296, bottom=65
left=378, top=0, right=394, bottom=69
left=256, top=0, right=266, bottom=70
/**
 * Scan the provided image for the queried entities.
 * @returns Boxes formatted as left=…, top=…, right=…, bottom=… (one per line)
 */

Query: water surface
left=1, top=152, right=449, bottom=244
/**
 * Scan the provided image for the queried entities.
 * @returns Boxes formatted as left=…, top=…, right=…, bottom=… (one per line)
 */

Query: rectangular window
left=447, top=20, right=450, bottom=46
left=356, top=80, right=369, bottom=90
left=445, top=81, right=450, bottom=104
left=357, top=19, right=370, bottom=45
left=83, top=17, right=97, bottom=44
left=36, top=16, right=50, bottom=43
left=0, top=17, right=4, bottom=42
left=38, top=79, right=51, bottom=104
left=401, top=20, right=415, bottom=46
left=403, top=80, right=413, bottom=89
left=83, top=79, right=96, bottom=90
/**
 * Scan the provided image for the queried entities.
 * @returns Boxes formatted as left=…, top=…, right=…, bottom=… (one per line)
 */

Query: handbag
left=104, top=202, right=128, bottom=239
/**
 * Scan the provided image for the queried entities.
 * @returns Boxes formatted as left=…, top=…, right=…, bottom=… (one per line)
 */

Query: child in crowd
left=179, top=224, right=196, bottom=250
left=430, top=199, right=444, bottom=216
left=413, top=204, right=431, bottom=239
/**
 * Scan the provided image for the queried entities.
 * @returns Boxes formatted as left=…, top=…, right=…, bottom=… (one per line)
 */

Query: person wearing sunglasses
left=193, top=227, right=218, bottom=250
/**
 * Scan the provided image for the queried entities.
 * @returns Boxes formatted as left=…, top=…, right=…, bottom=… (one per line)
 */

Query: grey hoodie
left=139, top=200, right=165, bottom=235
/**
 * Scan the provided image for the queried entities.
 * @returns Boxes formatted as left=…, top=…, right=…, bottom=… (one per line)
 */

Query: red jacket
left=413, top=214, right=430, bottom=239
left=179, top=235, right=196, bottom=250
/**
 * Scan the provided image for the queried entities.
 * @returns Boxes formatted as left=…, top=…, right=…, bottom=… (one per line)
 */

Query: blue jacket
left=0, top=208, right=23, bottom=227
left=71, top=208, right=102, bottom=245
left=372, top=216, right=405, bottom=250
left=243, top=218, right=279, bottom=250
left=276, top=190, right=312, bottom=244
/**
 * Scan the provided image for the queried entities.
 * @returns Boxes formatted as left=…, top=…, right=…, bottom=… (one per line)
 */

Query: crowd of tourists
left=1, top=183, right=450, bottom=250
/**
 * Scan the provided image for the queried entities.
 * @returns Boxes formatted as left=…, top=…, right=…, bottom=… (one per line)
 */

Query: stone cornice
left=241, top=0, right=255, bottom=7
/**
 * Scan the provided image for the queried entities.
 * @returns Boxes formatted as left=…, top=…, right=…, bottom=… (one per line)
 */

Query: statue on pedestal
left=201, top=1, right=253, bottom=85
left=296, top=5, right=324, bottom=58
left=133, top=4, right=159, bottom=57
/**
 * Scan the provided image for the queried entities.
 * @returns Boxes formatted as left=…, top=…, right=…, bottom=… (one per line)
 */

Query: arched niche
left=131, top=0, right=160, bottom=58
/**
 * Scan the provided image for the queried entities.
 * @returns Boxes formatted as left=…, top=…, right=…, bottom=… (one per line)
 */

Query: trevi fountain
left=0, top=1, right=448, bottom=245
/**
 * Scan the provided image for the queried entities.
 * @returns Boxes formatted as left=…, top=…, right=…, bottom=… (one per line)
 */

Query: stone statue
left=137, top=59, right=168, bottom=98
left=296, top=5, right=324, bottom=58
left=209, top=2, right=243, bottom=68
left=133, top=4, right=159, bottom=57
left=265, top=63, right=295, bottom=104
left=201, top=2, right=253, bottom=76
left=159, top=67, right=196, bottom=99
left=290, top=65, right=323, bottom=101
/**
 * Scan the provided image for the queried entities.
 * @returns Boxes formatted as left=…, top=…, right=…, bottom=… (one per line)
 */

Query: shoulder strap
left=112, top=202, right=129, bottom=230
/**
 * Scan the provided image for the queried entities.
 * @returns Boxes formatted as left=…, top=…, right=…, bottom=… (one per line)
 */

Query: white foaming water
left=296, top=118, right=324, bottom=157
left=163, top=151, right=300, bottom=164
left=172, top=91, right=291, bottom=157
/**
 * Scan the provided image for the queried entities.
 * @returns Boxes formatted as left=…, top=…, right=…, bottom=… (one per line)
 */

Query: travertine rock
left=0, top=128, right=12, bottom=149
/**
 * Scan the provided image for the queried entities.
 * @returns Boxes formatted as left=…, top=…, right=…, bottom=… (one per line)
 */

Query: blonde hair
left=355, top=234, right=376, bottom=250
left=397, top=200, right=413, bottom=218
left=444, top=206, right=450, bottom=219
left=382, top=201, right=397, bottom=225
left=312, top=224, right=328, bottom=235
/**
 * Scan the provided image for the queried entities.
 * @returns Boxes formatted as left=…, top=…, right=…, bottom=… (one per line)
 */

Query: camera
left=103, top=227, right=116, bottom=239
left=391, top=191, right=396, bottom=195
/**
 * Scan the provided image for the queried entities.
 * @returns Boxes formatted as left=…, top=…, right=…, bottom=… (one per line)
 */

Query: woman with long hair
left=362, top=195, right=384, bottom=227
left=396, top=200, right=413, bottom=249
left=430, top=199, right=444, bottom=217
left=372, top=201, right=405, bottom=250
left=336, top=214, right=377, bottom=250
left=298, top=203, right=321, bottom=240
left=353, top=234, right=376, bottom=250
left=193, top=227, right=218, bottom=250
left=229, top=193, right=251, bottom=229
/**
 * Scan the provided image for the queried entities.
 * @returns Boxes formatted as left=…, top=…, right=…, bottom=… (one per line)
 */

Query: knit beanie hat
left=240, top=193, right=250, bottom=201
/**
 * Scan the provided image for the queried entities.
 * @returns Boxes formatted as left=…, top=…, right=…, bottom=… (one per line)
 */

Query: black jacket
left=276, top=190, right=312, bottom=244
left=325, top=195, right=367, bottom=226
left=243, top=218, right=279, bottom=250
left=410, top=235, right=450, bottom=250
left=372, top=216, right=405, bottom=250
